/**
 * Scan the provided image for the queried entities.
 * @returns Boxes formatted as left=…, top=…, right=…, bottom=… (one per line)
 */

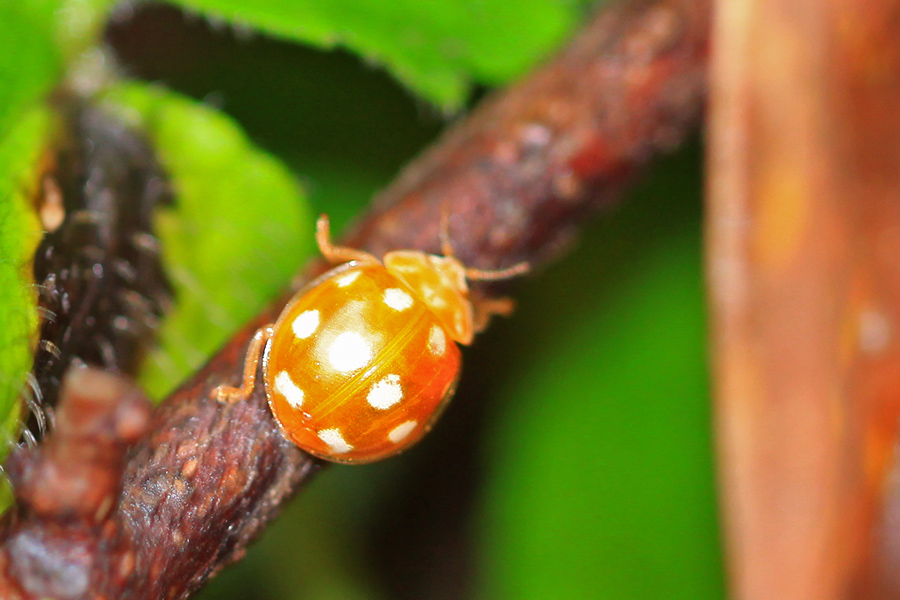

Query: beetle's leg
left=212, top=326, right=274, bottom=403
left=467, top=260, right=528, bottom=333
left=316, top=215, right=379, bottom=265
left=472, top=297, right=516, bottom=333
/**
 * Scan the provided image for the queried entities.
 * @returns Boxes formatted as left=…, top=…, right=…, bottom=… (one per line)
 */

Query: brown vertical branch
left=707, top=0, right=900, bottom=598
left=1, top=0, right=709, bottom=597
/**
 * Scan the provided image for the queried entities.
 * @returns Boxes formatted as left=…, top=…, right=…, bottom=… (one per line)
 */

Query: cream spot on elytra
left=335, top=270, right=361, bottom=287
left=367, top=374, right=404, bottom=409
left=388, top=420, right=418, bottom=443
left=328, top=331, right=372, bottom=372
left=292, top=309, right=319, bottom=339
left=383, top=288, right=414, bottom=311
left=422, top=286, right=447, bottom=309
left=274, top=371, right=304, bottom=408
left=428, top=325, right=447, bottom=356
left=317, top=428, right=353, bottom=454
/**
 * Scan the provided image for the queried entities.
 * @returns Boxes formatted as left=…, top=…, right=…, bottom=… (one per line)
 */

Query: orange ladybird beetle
left=213, top=215, right=528, bottom=463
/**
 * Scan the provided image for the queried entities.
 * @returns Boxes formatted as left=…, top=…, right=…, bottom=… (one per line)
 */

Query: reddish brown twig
left=0, top=0, right=709, bottom=597
left=0, top=368, right=152, bottom=599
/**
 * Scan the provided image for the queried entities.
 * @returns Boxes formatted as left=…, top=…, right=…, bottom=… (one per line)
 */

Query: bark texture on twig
left=707, top=0, right=900, bottom=598
left=0, top=368, right=152, bottom=600
left=1, top=0, right=709, bottom=597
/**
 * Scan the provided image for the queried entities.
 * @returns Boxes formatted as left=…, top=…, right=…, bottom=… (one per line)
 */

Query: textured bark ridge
left=0, top=0, right=709, bottom=597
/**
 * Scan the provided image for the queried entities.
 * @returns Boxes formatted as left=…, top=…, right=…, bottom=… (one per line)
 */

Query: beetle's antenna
left=439, top=203, right=455, bottom=259
left=465, top=261, right=530, bottom=281
left=439, top=203, right=529, bottom=281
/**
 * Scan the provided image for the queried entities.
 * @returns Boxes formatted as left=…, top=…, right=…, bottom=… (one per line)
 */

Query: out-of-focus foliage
left=0, top=0, right=114, bottom=134
left=99, top=83, right=314, bottom=400
left=0, top=4, right=57, bottom=138
left=166, top=0, right=587, bottom=110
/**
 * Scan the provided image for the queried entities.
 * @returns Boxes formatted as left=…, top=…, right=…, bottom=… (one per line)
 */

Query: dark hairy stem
left=28, top=102, right=172, bottom=439
left=0, top=0, right=709, bottom=597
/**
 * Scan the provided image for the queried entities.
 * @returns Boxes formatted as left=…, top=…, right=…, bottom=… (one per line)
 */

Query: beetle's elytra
left=213, top=215, right=527, bottom=463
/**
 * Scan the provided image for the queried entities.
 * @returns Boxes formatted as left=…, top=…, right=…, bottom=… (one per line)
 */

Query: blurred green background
left=1, top=0, right=723, bottom=597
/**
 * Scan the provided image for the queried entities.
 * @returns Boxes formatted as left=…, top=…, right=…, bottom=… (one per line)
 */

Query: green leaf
left=0, top=4, right=60, bottom=142
left=0, top=108, right=53, bottom=451
left=0, top=0, right=118, bottom=110
left=165, top=0, right=586, bottom=110
left=98, top=83, right=315, bottom=400
left=477, top=152, right=724, bottom=599
left=0, top=1, right=69, bottom=458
